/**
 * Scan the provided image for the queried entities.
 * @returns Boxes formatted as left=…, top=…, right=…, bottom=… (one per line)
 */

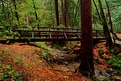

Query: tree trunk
left=73, top=0, right=80, bottom=26
left=55, top=0, right=59, bottom=27
left=32, top=0, right=38, bottom=20
left=98, top=0, right=113, bottom=48
left=65, top=0, right=69, bottom=30
left=105, top=0, right=115, bottom=43
left=61, top=0, right=65, bottom=25
left=12, top=0, right=19, bottom=22
left=92, top=0, right=102, bottom=23
left=79, top=0, right=94, bottom=77
left=1, top=0, right=5, bottom=19
left=26, top=15, right=29, bottom=26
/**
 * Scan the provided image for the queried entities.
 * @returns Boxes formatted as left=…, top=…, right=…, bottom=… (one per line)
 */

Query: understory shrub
left=0, top=50, right=22, bottom=81
left=98, top=49, right=104, bottom=56
left=0, top=65, right=22, bottom=81
left=32, top=42, right=53, bottom=62
left=107, top=55, right=121, bottom=74
left=110, top=47, right=120, bottom=55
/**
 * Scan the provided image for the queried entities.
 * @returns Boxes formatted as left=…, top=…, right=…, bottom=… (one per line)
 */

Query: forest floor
left=0, top=42, right=89, bottom=81
left=0, top=41, right=121, bottom=81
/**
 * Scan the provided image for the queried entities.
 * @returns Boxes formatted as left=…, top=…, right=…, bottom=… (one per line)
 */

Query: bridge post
left=96, top=30, right=98, bottom=38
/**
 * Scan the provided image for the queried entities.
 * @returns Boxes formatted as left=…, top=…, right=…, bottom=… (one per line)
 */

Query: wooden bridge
left=0, top=27, right=105, bottom=43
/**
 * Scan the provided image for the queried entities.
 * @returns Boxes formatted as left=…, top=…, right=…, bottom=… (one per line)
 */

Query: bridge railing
left=38, top=26, right=80, bottom=32
left=13, top=29, right=105, bottom=39
left=0, top=25, right=105, bottom=40
left=14, top=29, right=81, bottom=39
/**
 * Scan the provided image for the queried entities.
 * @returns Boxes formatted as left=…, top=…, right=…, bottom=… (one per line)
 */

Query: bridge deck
left=0, top=27, right=105, bottom=42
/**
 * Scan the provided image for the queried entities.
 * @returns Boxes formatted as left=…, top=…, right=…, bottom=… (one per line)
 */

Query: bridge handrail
left=14, top=29, right=104, bottom=33
left=14, top=29, right=81, bottom=33
left=38, top=26, right=80, bottom=31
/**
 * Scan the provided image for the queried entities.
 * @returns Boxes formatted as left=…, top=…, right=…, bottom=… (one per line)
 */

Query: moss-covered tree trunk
left=98, top=0, right=113, bottom=48
left=12, top=0, right=19, bottom=22
left=1, top=0, right=5, bottom=19
left=32, top=0, right=38, bottom=20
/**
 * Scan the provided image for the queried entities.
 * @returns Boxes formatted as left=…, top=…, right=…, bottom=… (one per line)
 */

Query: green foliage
left=107, top=55, right=121, bottom=75
left=92, top=77, right=110, bottom=81
left=3, top=50, right=11, bottom=56
left=69, top=0, right=80, bottom=27
left=58, top=24, right=65, bottom=28
left=0, top=50, right=22, bottom=80
left=92, top=77, right=100, bottom=81
left=110, top=47, right=120, bottom=55
left=0, top=0, right=121, bottom=39
left=98, top=49, right=104, bottom=55
left=0, top=0, right=55, bottom=38
left=41, top=49, right=53, bottom=63
left=107, top=55, right=121, bottom=70
left=24, top=63, right=31, bottom=68
left=13, top=58, right=23, bottom=63
left=0, top=63, right=22, bottom=80
left=92, top=0, right=121, bottom=31
left=41, top=50, right=47, bottom=60
left=0, top=65, right=22, bottom=81
left=33, top=42, right=52, bottom=51
left=32, top=42, right=53, bottom=62
left=102, top=78, right=110, bottom=81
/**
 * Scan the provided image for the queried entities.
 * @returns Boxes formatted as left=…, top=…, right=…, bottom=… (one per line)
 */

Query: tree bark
left=79, top=0, right=94, bottom=77
left=32, top=0, right=38, bottom=20
left=105, top=0, right=115, bottom=43
left=98, top=0, right=113, bottom=48
left=65, top=0, right=69, bottom=30
left=12, top=0, right=19, bottom=22
left=61, top=0, right=65, bottom=25
left=92, top=0, right=102, bottom=23
left=1, top=0, right=5, bottom=19
left=55, top=0, right=59, bottom=27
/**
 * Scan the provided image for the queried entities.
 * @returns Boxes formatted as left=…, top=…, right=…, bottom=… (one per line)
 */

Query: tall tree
left=1, top=0, right=5, bottom=19
left=32, top=0, right=38, bottom=20
left=61, top=0, right=65, bottom=25
left=65, top=0, right=69, bottom=30
left=79, top=0, right=94, bottom=77
left=98, top=0, right=113, bottom=48
left=55, top=0, right=59, bottom=27
left=12, top=0, right=19, bottom=23
left=105, top=0, right=115, bottom=43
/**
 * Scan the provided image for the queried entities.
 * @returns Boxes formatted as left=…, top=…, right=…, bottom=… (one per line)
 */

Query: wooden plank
left=49, top=33, right=52, bottom=39
left=14, top=29, right=81, bottom=33
left=64, top=33, right=68, bottom=39
left=77, top=33, right=81, bottom=39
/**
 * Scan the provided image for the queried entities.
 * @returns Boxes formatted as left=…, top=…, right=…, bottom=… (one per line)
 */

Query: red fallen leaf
left=0, top=43, right=90, bottom=81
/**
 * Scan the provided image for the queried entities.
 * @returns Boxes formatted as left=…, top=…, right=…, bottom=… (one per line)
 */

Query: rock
left=62, top=67, right=70, bottom=72
left=111, top=75, right=121, bottom=81
left=101, top=70, right=110, bottom=77
left=111, top=70, right=118, bottom=76
left=106, top=68, right=113, bottom=74
left=97, top=75, right=106, bottom=81
left=95, top=70, right=100, bottom=77
left=62, top=67, right=75, bottom=72
left=103, top=72, right=110, bottom=77
left=63, top=61, right=69, bottom=65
